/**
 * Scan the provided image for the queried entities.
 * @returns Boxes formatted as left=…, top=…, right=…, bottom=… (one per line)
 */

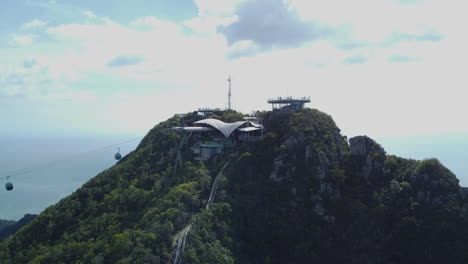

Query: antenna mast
left=228, top=75, right=232, bottom=110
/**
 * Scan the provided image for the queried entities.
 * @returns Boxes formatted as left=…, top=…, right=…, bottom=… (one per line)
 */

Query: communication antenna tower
left=228, top=75, right=232, bottom=110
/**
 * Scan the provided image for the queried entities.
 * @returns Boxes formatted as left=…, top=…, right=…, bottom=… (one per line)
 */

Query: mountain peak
left=1, top=108, right=467, bottom=264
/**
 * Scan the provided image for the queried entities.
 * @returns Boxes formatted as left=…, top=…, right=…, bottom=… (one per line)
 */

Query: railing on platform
left=267, top=96, right=311, bottom=103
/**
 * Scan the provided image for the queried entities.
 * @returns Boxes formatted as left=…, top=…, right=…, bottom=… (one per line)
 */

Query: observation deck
left=267, top=96, right=311, bottom=110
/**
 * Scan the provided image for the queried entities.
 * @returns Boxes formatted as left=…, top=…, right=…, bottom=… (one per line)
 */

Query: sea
left=0, top=135, right=141, bottom=221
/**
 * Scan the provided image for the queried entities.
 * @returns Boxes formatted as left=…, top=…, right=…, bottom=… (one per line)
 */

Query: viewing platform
left=267, top=96, right=311, bottom=110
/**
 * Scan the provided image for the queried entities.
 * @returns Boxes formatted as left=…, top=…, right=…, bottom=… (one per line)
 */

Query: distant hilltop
left=0, top=214, right=37, bottom=241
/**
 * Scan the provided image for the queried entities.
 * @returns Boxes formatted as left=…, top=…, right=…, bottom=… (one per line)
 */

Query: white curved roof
left=238, top=127, right=262, bottom=132
left=249, top=121, right=264, bottom=128
left=175, top=127, right=215, bottom=132
left=194, top=119, right=247, bottom=137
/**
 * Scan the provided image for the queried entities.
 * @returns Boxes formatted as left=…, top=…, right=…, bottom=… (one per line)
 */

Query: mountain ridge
left=0, top=214, right=37, bottom=242
left=0, top=221, right=15, bottom=232
left=1, top=108, right=467, bottom=264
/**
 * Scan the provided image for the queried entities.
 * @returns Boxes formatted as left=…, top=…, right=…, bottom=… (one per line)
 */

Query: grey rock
left=269, top=158, right=284, bottom=182
left=310, top=193, right=323, bottom=202
left=349, top=136, right=370, bottom=156
left=417, top=191, right=425, bottom=201
left=349, top=136, right=385, bottom=181
left=362, top=156, right=373, bottom=180
left=324, top=215, right=336, bottom=223
left=305, top=146, right=312, bottom=161
left=313, top=203, right=325, bottom=216
left=317, top=152, right=329, bottom=180
left=432, top=196, right=442, bottom=205
left=421, top=173, right=430, bottom=183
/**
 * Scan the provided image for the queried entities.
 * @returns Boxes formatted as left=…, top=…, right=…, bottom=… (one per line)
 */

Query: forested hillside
left=1, top=109, right=468, bottom=264
left=0, top=214, right=37, bottom=241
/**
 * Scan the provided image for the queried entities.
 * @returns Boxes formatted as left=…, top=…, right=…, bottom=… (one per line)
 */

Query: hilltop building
left=174, top=118, right=264, bottom=160
left=175, top=95, right=309, bottom=160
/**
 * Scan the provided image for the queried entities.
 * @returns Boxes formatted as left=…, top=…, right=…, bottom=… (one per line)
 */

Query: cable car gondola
left=0, top=137, right=142, bottom=195
left=5, top=176, right=13, bottom=191
left=114, top=147, right=122, bottom=160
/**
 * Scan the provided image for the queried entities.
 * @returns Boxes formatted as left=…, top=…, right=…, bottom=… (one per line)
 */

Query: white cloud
left=64, top=91, right=97, bottom=101
left=218, top=0, right=333, bottom=51
left=1, top=13, right=228, bottom=101
left=1, top=0, right=467, bottom=138
left=286, top=0, right=450, bottom=48
left=194, top=0, right=247, bottom=17
left=11, top=35, right=33, bottom=46
left=184, top=16, right=237, bottom=35
left=107, top=55, right=144, bottom=68
left=0, top=61, right=67, bottom=97
left=22, top=19, right=47, bottom=30
left=226, top=40, right=260, bottom=59
left=84, top=10, right=97, bottom=19
left=130, top=16, right=180, bottom=31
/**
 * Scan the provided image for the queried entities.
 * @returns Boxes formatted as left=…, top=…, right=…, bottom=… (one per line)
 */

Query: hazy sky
left=1, top=0, right=467, bottom=219
left=1, top=0, right=467, bottom=138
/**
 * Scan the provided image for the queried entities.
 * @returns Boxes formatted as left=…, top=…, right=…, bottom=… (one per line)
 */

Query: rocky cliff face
left=268, top=111, right=347, bottom=222
left=207, top=109, right=468, bottom=264
left=1, top=109, right=467, bottom=264
left=349, top=135, right=386, bottom=181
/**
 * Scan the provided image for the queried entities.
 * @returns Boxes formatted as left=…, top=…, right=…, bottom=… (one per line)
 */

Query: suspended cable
left=0, top=137, right=142, bottom=181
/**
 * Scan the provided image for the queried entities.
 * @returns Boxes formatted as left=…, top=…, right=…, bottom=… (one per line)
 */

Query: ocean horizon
left=0, top=135, right=141, bottom=221
left=0, top=133, right=466, bottom=221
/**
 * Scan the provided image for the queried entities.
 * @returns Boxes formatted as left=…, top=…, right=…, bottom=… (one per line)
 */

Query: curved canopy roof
left=194, top=119, right=247, bottom=138
left=238, top=127, right=263, bottom=132
left=174, top=127, right=215, bottom=133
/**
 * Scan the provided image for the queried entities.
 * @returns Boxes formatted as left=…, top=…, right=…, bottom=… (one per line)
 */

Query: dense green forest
left=0, top=214, right=37, bottom=241
left=1, top=108, right=468, bottom=263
